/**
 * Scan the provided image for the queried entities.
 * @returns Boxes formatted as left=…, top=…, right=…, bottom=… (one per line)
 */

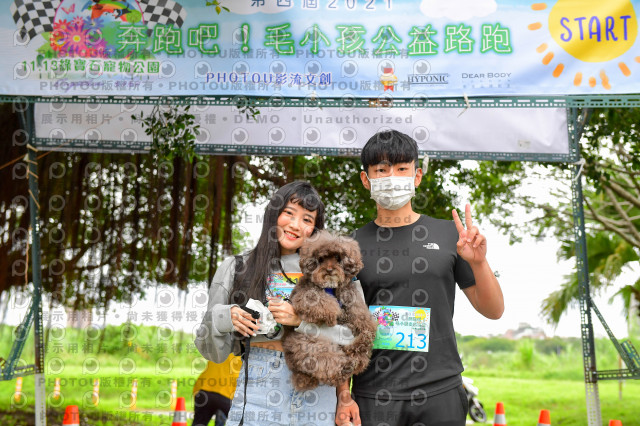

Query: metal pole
left=26, top=103, right=47, bottom=426
left=569, top=107, right=601, bottom=426
left=619, top=357, right=623, bottom=400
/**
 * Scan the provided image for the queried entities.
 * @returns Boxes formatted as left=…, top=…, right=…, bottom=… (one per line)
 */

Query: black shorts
left=193, top=390, right=232, bottom=426
left=354, top=384, right=469, bottom=426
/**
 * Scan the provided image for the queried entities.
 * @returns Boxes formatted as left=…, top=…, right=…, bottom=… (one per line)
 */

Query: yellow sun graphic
left=529, top=0, right=638, bottom=90
left=414, top=309, right=427, bottom=321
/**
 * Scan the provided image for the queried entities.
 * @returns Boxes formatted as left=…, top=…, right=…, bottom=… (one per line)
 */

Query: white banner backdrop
left=35, top=103, right=569, bottom=156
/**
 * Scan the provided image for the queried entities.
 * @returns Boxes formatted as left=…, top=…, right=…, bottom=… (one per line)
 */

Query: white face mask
left=366, top=173, right=416, bottom=210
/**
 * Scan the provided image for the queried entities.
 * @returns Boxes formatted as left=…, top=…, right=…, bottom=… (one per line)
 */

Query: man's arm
left=335, top=380, right=360, bottom=426
left=462, top=260, right=504, bottom=319
left=453, top=205, right=504, bottom=320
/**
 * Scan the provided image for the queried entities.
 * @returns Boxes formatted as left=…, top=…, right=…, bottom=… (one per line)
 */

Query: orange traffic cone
left=538, top=409, right=551, bottom=426
left=493, top=402, right=507, bottom=426
left=62, top=405, right=80, bottom=426
left=609, top=421, right=622, bottom=426
left=171, top=397, right=187, bottom=426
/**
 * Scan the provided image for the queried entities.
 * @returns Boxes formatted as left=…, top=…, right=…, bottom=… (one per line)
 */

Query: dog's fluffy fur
left=281, top=231, right=378, bottom=390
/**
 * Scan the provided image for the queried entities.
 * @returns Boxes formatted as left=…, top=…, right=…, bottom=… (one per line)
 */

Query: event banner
left=34, top=103, right=570, bottom=157
left=3, top=0, right=639, bottom=97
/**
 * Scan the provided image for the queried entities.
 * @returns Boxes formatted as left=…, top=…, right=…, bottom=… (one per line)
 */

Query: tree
left=541, top=232, right=639, bottom=325
left=0, top=102, right=470, bottom=313
left=7, top=102, right=636, bottom=329
left=0, top=102, right=247, bottom=313
left=459, top=108, right=640, bottom=325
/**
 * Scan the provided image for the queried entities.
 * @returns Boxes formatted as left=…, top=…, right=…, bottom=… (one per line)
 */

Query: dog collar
left=324, top=288, right=343, bottom=308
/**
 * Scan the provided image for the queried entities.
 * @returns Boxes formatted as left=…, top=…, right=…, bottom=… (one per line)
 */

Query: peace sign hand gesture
left=452, top=204, right=487, bottom=266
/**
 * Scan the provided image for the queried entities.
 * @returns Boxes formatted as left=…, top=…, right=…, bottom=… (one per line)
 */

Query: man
left=350, top=130, right=504, bottom=426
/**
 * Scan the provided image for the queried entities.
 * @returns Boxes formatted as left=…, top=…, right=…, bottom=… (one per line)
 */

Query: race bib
left=370, top=305, right=431, bottom=352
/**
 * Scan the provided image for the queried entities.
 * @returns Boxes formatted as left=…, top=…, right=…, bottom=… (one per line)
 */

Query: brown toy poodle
left=281, top=231, right=378, bottom=390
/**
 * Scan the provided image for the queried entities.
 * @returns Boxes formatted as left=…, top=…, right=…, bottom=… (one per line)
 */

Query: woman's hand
left=267, top=297, right=302, bottom=327
left=230, top=306, right=260, bottom=337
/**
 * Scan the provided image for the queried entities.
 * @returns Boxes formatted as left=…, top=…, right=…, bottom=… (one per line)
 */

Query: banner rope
left=572, top=158, right=586, bottom=182
left=0, top=108, right=135, bottom=172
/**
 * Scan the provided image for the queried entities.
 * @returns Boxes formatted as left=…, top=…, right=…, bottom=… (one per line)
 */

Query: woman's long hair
left=229, top=181, right=325, bottom=305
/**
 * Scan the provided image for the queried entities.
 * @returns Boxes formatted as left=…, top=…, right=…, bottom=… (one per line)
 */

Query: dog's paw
left=300, top=356, right=319, bottom=375
left=322, top=299, right=342, bottom=325
left=324, top=316, right=338, bottom=327
left=342, top=359, right=356, bottom=377
left=353, top=356, right=371, bottom=374
left=292, top=372, right=319, bottom=391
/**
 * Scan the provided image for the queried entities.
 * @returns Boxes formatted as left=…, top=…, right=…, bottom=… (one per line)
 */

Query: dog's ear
left=341, top=238, right=364, bottom=277
left=342, top=254, right=364, bottom=277
left=299, top=243, right=312, bottom=261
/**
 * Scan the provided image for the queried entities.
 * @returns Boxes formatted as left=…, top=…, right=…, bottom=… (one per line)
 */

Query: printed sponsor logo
left=408, top=73, right=450, bottom=85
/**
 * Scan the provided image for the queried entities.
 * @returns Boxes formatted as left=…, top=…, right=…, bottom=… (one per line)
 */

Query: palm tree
left=542, top=231, right=639, bottom=329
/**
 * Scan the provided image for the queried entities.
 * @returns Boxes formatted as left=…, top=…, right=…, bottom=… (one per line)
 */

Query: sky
left=453, top=220, right=634, bottom=339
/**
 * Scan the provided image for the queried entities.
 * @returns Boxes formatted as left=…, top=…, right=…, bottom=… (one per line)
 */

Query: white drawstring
left=457, top=93, right=470, bottom=117
left=422, top=153, right=429, bottom=174
left=572, top=158, right=586, bottom=182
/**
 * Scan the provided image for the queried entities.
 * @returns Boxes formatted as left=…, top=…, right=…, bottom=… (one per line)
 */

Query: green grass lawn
left=465, top=372, right=640, bottom=425
left=4, top=368, right=638, bottom=425
left=0, top=369, right=192, bottom=426
left=2, top=325, right=639, bottom=425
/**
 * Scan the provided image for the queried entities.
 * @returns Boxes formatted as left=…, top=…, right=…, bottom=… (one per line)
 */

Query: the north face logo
left=423, top=243, right=439, bottom=250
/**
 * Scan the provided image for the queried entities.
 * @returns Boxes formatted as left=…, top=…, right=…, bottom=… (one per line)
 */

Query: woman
left=195, top=181, right=361, bottom=426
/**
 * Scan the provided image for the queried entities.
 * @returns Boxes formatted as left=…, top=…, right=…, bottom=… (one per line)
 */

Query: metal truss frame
left=3, top=93, right=639, bottom=426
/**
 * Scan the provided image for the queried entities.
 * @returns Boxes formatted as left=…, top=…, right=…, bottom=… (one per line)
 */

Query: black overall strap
left=277, top=259, right=297, bottom=288
left=238, top=336, right=250, bottom=425
left=235, top=255, right=250, bottom=426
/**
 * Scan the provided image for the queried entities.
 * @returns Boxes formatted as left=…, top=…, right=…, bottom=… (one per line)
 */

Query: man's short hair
left=360, top=130, right=419, bottom=171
